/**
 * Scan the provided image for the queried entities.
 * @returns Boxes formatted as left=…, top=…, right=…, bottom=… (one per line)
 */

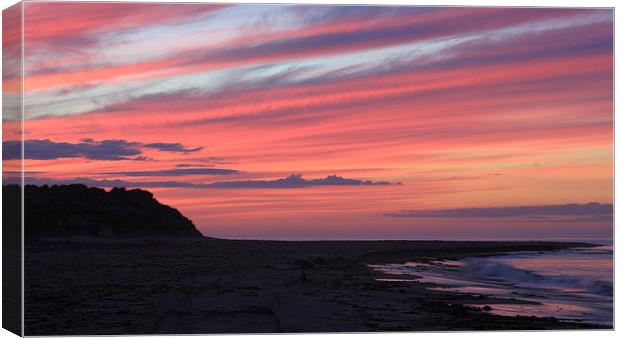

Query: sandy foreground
left=24, top=238, right=609, bottom=334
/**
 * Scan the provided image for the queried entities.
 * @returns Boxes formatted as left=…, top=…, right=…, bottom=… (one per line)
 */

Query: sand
left=24, top=238, right=608, bottom=335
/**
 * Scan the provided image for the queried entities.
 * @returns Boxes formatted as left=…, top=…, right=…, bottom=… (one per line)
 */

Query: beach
left=24, top=238, right=609, bottom=335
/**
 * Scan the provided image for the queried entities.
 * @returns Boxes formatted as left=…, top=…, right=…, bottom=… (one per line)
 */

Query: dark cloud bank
left=205, top=174, right=397, bottom=188
left=3, top=139, right=203, bottom=161
left=385, top=203, right=613, bottom=222
left=18, top=174, right=398, bottom=189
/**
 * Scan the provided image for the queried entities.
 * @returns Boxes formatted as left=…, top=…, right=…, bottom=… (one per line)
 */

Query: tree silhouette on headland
left=4, top=184, right=203, bottom=238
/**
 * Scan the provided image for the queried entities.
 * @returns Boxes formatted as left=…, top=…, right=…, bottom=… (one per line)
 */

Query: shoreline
left=25, top=238, right=610, bottom=334
left=367, top=245, right=613, bottom=327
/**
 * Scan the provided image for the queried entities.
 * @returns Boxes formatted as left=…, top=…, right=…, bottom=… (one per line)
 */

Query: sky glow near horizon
left=3, top=3, right=613, bottom=240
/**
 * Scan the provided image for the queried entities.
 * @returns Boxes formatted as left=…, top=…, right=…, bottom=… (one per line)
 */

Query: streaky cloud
left=103, top=168, right=239, bottom=177
left=143, top=142, right=203, bottom=153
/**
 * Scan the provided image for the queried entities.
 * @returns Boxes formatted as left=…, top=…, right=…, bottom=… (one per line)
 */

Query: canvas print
left=2, top=2, right=614, bottom=335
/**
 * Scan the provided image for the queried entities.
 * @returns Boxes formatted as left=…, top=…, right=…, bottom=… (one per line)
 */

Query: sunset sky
left=3, top=3, right=613, bottom=240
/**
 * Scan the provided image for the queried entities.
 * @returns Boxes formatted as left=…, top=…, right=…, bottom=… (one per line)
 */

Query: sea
left=370, top=239, right=613, bottom=326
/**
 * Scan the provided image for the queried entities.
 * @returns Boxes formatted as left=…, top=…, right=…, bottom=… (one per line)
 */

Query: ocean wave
left=371, top=246, right=612, bottom=324
left=460, top=256, right=613, bottom=297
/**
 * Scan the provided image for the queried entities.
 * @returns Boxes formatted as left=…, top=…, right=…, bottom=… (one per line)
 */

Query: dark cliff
left=4, top=184, right=203, bottom=238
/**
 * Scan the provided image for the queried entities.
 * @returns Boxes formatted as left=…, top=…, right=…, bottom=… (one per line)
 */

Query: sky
left=2, top=3, right=614, bottom=240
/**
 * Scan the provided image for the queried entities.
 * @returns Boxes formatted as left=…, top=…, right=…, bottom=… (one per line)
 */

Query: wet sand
left=24, top=238, right=609, bottom=335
